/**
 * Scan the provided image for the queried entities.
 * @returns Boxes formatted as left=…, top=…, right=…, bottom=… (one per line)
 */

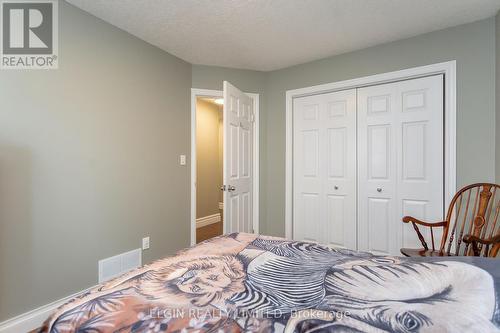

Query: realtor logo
left=1, top=0, right=58, bottom=69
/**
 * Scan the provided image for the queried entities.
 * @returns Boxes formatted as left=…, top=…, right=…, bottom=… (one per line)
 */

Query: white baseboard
left=0, top=285, right=97, bottom=333
left=196, top=213, right=221, bottom=228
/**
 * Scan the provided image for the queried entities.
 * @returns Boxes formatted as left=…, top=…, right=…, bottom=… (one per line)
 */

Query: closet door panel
left=397, top=76, right=444, bottom=249
left=293, top=89, right=356, bottom=249
left=367, top=197, right=391, bottom=254
left=324, top=90, right=356, bottom=249
left=293, top=97, right=323, bottom=243
left=358, top=83, right=398, bottom=255
left=367, top=124, right=391, bottom=180
left=402, top=199, right=429, bottom=249
left=327, top=194, right=346, bottom=246
left=358, top=75, right=444, bottom=255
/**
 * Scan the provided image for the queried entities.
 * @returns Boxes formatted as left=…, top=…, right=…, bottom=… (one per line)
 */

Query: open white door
left=223, top=81, right=254, bottom=234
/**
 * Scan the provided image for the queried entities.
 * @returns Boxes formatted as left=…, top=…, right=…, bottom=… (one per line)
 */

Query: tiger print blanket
left=41, top=233, right=499, bottom=332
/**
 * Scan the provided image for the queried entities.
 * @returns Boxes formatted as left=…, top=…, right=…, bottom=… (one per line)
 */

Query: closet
left=292, top=75, right=444, bottom=256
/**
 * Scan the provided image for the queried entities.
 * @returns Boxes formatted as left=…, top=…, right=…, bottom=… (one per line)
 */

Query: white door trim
left=191, top=88, right=260, bottom=245
left=285, top=61, right=457, bottom=240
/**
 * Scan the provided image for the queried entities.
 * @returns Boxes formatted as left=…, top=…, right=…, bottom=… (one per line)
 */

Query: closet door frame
left=285, top=61, right=457, bottom=241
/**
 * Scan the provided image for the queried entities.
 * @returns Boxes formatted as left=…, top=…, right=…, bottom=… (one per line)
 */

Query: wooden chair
left=401, top=183, right=500, bottom=257
left=462, top=233, right=500, bottom=257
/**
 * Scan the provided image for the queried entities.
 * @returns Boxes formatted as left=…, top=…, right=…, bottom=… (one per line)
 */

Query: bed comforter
left=41, top=233, right=500, bottom=332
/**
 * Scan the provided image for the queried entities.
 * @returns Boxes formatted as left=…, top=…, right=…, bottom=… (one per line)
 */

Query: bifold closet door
left=357, top=75, right=444, bottom=256
left=293, top=89, right=356, bottom=249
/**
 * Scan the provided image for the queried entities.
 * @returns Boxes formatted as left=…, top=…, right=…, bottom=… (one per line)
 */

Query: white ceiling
left=66, top=0, right=500, bottom=71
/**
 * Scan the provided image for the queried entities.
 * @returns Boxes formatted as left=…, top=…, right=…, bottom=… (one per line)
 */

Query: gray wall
left=0, top=1, right=191, bottom=321
left=262, top=18, right=496, bottom=236
left=497, top=11, right=500, bottom=182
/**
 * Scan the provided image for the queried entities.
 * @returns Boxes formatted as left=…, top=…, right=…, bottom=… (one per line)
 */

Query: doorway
left=190, top=87, right=260, bottom=245
left=195, top=96, right=224, bottom=243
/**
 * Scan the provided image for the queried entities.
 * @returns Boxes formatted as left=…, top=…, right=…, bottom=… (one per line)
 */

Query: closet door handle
left=334, top=185, right=339, bottom=190
left=377, top=188, right=382, bottom=193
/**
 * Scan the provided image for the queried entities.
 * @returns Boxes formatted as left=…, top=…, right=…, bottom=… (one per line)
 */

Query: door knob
left=220, top=185, right=227, bottom=191
left=228, top=185, right=236, bottom=192
left=377, top=187, right=382, bottom=192
left=334, top=185, right=339, bottom=190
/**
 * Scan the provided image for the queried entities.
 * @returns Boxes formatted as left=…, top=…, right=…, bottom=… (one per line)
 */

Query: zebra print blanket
left=41, top=233, right=499, bottom=332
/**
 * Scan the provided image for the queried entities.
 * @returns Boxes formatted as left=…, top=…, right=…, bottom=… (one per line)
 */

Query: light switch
left=180, top=155, right=186, bottom=165
left=142, top=237, right=150, bottom=250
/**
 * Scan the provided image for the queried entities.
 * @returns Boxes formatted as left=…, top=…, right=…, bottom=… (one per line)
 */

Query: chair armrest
left=402, top=216, right=447, bottom=227
left=463, top=234, right=500, bottom=245
left=402, top=216, right=447, bottom=251
left=463, top=234, right=500, bottom=257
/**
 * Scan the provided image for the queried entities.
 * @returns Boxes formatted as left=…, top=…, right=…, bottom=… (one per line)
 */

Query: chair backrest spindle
left=454, top=189, right=473, bottom=255
left=489, top=202, right=500, bottom=240
left=482, top=187, right=496, bottom=238
left=446, top=194, right=462, bottom=254
left=430, top=227, right=435, bottom=251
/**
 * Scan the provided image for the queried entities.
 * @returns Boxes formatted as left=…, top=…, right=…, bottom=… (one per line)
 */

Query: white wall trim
left=218, top=202, right=224, bottom=210
left=196, top=213, right=221, bottom=228
left=285, top=61, right=457, bottom=240
left=191, top=88, right=260, bottom=246
left=0, top=285, right=97, bottom=333
left=251, top=93, right=260, bottom=236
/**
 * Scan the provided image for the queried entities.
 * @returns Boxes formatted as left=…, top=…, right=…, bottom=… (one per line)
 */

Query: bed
left=41, top=233, right=500, bottom=332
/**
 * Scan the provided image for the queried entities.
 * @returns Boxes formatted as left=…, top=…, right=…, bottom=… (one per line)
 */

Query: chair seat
left=400, top=248, right=456, bottom=257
